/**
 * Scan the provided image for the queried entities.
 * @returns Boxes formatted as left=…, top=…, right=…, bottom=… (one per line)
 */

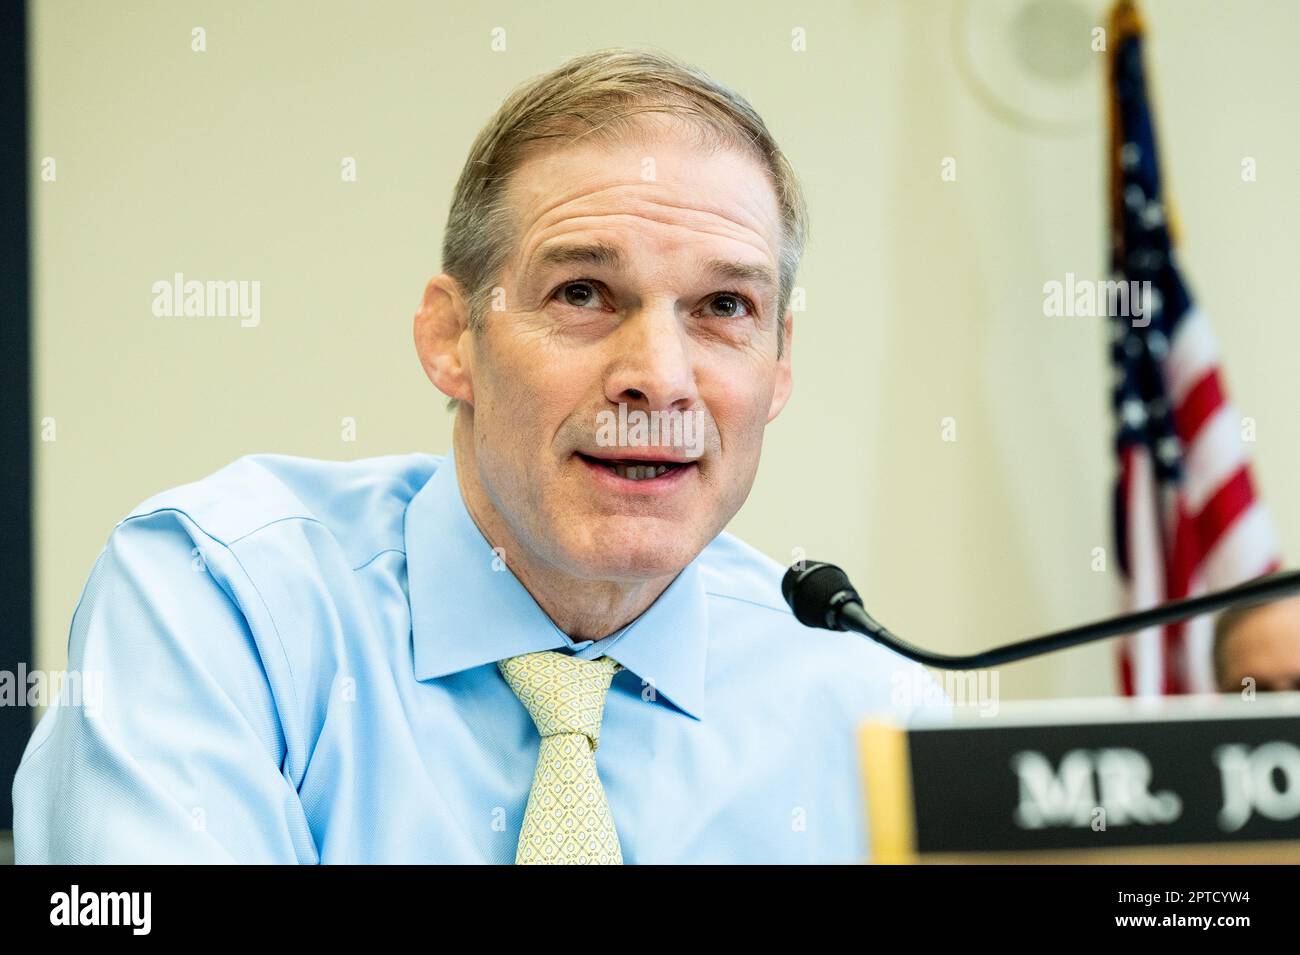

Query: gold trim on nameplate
left=858, top=721, right=916, bottom=864
left=917, top=840, right=1300, bottom=865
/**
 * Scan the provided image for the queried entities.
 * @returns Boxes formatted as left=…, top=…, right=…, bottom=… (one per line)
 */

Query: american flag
left=1107, top=0, right=1280, bottom=696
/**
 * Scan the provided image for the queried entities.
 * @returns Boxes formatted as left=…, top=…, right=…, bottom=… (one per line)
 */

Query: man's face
left=457, top=119, right=792, bottom=583
left=1220, top=598, right=1300, bottom=693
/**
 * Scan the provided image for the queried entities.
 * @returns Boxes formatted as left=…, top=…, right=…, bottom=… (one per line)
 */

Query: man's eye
left=553, top=280, right=603, bottom=309
left=705, top=293, right=753, bottom=319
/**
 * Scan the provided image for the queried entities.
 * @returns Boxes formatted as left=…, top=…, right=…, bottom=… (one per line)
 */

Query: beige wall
left=29, top=0, right=1300, bottom=711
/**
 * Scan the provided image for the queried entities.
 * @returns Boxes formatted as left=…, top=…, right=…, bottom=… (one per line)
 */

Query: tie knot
left=498, top=651, right=622, bottom=748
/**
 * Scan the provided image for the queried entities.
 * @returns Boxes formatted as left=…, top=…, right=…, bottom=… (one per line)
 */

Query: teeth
left=609, top=462, right=674, bottom=480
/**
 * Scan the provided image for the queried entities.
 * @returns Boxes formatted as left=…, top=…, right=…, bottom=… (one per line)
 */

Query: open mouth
left=575, top=452, right=695, bottom=483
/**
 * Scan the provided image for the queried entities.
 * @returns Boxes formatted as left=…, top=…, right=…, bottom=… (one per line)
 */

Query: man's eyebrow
left=701, top=258, right=778, bottom=294
left=527, top=242, right=778, bottom=295
left=530, top=242, right=625, bottom=273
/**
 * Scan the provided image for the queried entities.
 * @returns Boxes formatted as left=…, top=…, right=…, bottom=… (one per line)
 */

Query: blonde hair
left=440, top=46, right=809, bottom=357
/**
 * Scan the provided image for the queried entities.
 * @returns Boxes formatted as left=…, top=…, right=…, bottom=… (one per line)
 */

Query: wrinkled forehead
left=501, top=113, right=784, bottom=258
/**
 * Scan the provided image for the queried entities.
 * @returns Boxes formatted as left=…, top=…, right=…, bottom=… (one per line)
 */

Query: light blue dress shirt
left=13, top=450, right=944, bottom=863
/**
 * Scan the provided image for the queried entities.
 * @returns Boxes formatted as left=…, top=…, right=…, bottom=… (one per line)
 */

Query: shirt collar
left=404, top=450, right=708, bottom=720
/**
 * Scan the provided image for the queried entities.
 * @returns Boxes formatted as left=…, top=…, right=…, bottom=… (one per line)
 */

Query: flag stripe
left=1172, top=368, right=1223, bottom=445
left=1193, top=466, right=1257, bottom=562
left=1164, top=307, right=1218, bottom=407
left=1200, top=502, right=1280, bottom=588
left=1119, top=445, right=1169, bottom=697
left=1181, top=406, right=1249, bottom=514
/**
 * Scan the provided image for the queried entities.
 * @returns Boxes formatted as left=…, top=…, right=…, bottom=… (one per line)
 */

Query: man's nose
left=604, top=306, right=699, bottom=411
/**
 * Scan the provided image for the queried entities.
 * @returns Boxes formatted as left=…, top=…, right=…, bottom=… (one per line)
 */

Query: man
left=13, top=47, right=941, bottom=864
left=1214, top=597, right=1300, bottom=694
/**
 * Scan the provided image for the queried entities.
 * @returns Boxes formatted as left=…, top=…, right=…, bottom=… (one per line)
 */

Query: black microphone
left=781, top=560, right=1300, bottom=670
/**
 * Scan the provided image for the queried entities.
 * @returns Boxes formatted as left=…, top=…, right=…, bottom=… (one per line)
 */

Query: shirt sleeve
left=11, top=510, right=317, bottom=863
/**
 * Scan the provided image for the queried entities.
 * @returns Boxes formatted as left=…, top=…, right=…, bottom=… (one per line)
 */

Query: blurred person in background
left=1214, top=596, right=1300, bottom=693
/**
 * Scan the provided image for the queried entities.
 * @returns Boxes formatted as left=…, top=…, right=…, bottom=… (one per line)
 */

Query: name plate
left=860, top=693, right=1300, bottom=862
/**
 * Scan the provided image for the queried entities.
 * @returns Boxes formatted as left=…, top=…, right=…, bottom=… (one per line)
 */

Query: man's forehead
left=504, top=136, right=782, bottom=255
left=1241, top=597, right=1300, bottom=633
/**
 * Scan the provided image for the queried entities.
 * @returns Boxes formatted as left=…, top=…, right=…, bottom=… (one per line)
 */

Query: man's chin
left=559, top=522, right=707, bottom=582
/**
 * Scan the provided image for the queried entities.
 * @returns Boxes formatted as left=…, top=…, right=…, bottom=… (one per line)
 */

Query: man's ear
left=767, top=307, right=794, bottom=422
left=413, top=275, right=474, bottom=405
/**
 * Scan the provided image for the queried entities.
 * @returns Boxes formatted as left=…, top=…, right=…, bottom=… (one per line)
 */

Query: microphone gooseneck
left=781, top=560, right=1300, bottom=670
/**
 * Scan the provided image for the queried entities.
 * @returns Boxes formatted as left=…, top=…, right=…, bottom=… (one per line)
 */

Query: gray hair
left=440, top=46, right=809, bottom=361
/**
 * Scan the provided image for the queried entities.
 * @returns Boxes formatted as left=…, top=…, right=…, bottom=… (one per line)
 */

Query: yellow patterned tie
left=497, top=650, right=624, bottom=865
